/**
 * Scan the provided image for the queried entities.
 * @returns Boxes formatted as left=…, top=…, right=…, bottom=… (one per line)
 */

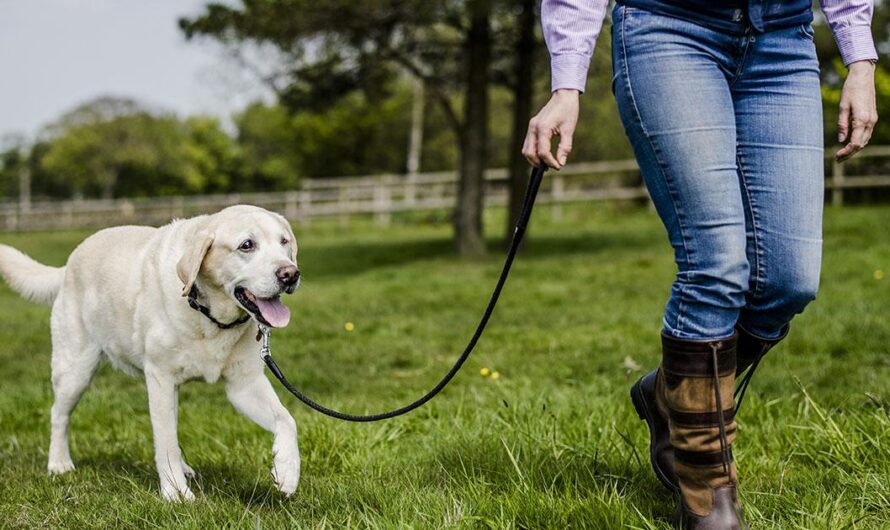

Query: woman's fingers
left=537, top=126, right=561, bottom=169
left=522, top=118, right=540, bottom=166
left=837, top=107, right=877, bottom=162
left=523, top=117, right=560, bottom=169
left=837, top=102, right=851, bottom=143
left=556, top=123, right=575, bottom=166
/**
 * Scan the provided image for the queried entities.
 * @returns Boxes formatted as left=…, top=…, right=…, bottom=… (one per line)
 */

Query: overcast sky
left=0, top=0, right=268, bottom=140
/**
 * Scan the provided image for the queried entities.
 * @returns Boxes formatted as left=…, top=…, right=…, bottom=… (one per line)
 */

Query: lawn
left=0, top=203, right=888, bottom=529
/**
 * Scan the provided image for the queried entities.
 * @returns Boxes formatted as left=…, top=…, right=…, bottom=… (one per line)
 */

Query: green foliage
left=236, top=102, right=301, bottom=190
left=0, top=204, right=888, bottom=527
left=236, top=90, right=414, bottom=182
left=0, top=147, right=23, bottom=198
left=183, top=116, right=241, bottom=194
left=36, top=98, right=235, bottom=199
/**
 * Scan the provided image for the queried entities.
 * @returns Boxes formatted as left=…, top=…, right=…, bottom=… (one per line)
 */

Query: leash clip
left=257, top=325, right=271, bottom=357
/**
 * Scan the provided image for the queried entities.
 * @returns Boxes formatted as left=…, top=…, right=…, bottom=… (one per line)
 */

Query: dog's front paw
left=161, top=482, right=196, bottom=502
left=47, top=458, right=75, bottom=475
left=271, top=457, right=300, bottom=496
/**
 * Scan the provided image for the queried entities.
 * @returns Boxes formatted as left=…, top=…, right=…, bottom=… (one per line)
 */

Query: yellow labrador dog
left=0, top=205, right=301, bottom=501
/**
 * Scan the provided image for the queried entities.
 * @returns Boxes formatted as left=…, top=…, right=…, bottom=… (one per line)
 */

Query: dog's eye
left=281, top=238, right=289, bottom=246
left=238, top=239, right=255, bottom=252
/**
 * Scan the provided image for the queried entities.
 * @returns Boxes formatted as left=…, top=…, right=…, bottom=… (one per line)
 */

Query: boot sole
left=630, top=377, right=680, bottom=494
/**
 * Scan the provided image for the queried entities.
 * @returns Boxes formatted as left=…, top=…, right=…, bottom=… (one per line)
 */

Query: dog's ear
left=177, top=231, right=214, bottom=296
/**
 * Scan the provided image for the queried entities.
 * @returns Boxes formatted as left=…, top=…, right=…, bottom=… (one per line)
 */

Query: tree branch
left=377, top=46, right=462, bottom=134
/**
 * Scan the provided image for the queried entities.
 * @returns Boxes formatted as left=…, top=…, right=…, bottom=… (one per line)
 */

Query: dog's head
left=176, top=205, right=299, bottom=328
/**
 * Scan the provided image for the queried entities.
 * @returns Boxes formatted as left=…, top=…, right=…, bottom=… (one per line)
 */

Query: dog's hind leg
left=47, top=323, right=101, bottom=475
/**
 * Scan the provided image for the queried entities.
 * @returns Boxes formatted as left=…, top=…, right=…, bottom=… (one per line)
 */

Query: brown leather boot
left=662, top=332, right=747, bottom=529
left=631, top=367, right=678, bottom=492
left=632, top=324, right=789, bottom=494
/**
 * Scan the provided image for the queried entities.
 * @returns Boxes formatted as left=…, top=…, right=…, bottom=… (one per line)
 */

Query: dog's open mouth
left=234, top=287, right=291, bottom=328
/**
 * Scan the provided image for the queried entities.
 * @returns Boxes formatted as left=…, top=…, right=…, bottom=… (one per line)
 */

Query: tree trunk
left=406, top=77, right=425, bottom=177
left=454, top=0, right=491, bottom=256
left=506, top=0, right=536, bottom=245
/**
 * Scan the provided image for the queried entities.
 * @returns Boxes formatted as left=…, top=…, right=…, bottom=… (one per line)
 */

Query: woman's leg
left=732, top=23, right=824, bottom=341
left=612, top=6, right=751, bottom=527
left=612, top=6, right=749, bottom=340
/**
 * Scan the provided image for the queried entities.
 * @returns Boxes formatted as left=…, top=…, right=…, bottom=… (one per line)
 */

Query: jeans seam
left=735, top=152, right=764, bottom=296
left=619, top=7, right=691, bottom=335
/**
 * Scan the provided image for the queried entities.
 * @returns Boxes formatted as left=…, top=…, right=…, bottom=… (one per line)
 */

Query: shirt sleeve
left=542, top=0, right=611, bottom=93
left=819, top=0, right=878, bottom=66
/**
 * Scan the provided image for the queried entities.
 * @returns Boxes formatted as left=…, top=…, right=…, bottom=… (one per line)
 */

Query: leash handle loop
left=263, top=164, right=548, bottom=422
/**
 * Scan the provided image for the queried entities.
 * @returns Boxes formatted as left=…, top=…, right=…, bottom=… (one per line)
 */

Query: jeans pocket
left=797, top=23, right=815, bottom=41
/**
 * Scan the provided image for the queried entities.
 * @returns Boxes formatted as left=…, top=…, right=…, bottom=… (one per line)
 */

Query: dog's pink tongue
left=255, top=298, right=291, bottom=328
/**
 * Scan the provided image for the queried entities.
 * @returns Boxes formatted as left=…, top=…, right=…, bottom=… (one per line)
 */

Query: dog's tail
left=0, top=244, right=65, bottom=305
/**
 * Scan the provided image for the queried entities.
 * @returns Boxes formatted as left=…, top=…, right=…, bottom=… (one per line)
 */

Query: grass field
left=0, top=203, right=888, bottom=529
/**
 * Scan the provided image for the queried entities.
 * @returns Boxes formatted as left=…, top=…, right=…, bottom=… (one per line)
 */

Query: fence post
left=832, top=158, right=844, bottom=206
left=374, top=181, right=392, bottom=226
left=406, top=175, right=417, bottom=206
left=298, top=190, right=311, bottom=227
left=285, top=191, right=298, bottom=221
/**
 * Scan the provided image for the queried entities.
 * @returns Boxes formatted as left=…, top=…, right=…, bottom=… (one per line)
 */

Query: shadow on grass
left=77, top=451, right=157, bottom=488
left=191, top=460, right=290, bottom=507
left=304, top=230, right=660, bottom=279
left=411, top=432, right=676, bottom=523
left=79, top=452, right=290, bottom=507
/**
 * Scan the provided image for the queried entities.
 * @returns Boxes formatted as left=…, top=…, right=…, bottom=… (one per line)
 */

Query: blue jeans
left=611, top=5, right=824, bottom=340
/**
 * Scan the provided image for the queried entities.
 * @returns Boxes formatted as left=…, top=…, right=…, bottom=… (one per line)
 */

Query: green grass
left=0, top=203, right=888, bottom=529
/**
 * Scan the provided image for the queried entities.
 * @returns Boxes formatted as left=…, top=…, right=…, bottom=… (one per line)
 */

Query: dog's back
left=0, top=225, right=159, bottom=306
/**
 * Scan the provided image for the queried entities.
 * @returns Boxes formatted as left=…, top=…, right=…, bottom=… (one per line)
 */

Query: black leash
left=261, top=163, right=548, bottom=422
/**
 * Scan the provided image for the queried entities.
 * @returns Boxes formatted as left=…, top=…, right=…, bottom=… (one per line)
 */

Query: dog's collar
left=187, top=284, right=251, bottom=329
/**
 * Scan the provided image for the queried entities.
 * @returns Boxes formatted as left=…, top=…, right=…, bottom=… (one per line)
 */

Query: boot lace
left=711, top=342, right=731, bottom=475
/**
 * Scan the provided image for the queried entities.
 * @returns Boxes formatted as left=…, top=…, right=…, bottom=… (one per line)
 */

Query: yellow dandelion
left=875, top=270, right=885, bottom=280
left=491, top=371, right=500, bottom=380
left=344, top=322, right=355, bottom=331
left=480, top=367, right=491, bottom=377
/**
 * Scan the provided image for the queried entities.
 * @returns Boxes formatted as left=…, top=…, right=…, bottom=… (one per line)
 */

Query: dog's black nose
left=277, top=265, right=300, bottom=286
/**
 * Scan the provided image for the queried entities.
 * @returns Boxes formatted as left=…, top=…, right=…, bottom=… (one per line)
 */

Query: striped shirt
left=544, top=0, right=879, bottom=92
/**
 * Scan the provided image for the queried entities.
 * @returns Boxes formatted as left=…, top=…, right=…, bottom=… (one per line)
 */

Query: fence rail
left=2, top=148, right=889, bottom=232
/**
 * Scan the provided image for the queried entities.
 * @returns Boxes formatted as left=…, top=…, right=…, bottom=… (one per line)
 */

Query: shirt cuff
left=833, top=24, right=878, bottom=66
left=550, top=53, right=592, bottom=93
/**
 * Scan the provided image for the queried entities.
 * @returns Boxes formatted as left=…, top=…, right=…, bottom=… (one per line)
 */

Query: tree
left=503, top=0, right=536, bottom=243
left=0, top=136, right=27, bottom=200
left=180, top=0, right=499, bottom=255
left=37, top=97, right=241, bottom=199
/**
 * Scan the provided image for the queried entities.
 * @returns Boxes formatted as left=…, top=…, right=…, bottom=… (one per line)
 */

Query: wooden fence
left=2, top=147, right=889, bottom=232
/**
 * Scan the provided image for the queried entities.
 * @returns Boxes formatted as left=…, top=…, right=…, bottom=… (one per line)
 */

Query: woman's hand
left=836, top=60, right=878, bottom=162
left=522, top=89, right=580, bottom=169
